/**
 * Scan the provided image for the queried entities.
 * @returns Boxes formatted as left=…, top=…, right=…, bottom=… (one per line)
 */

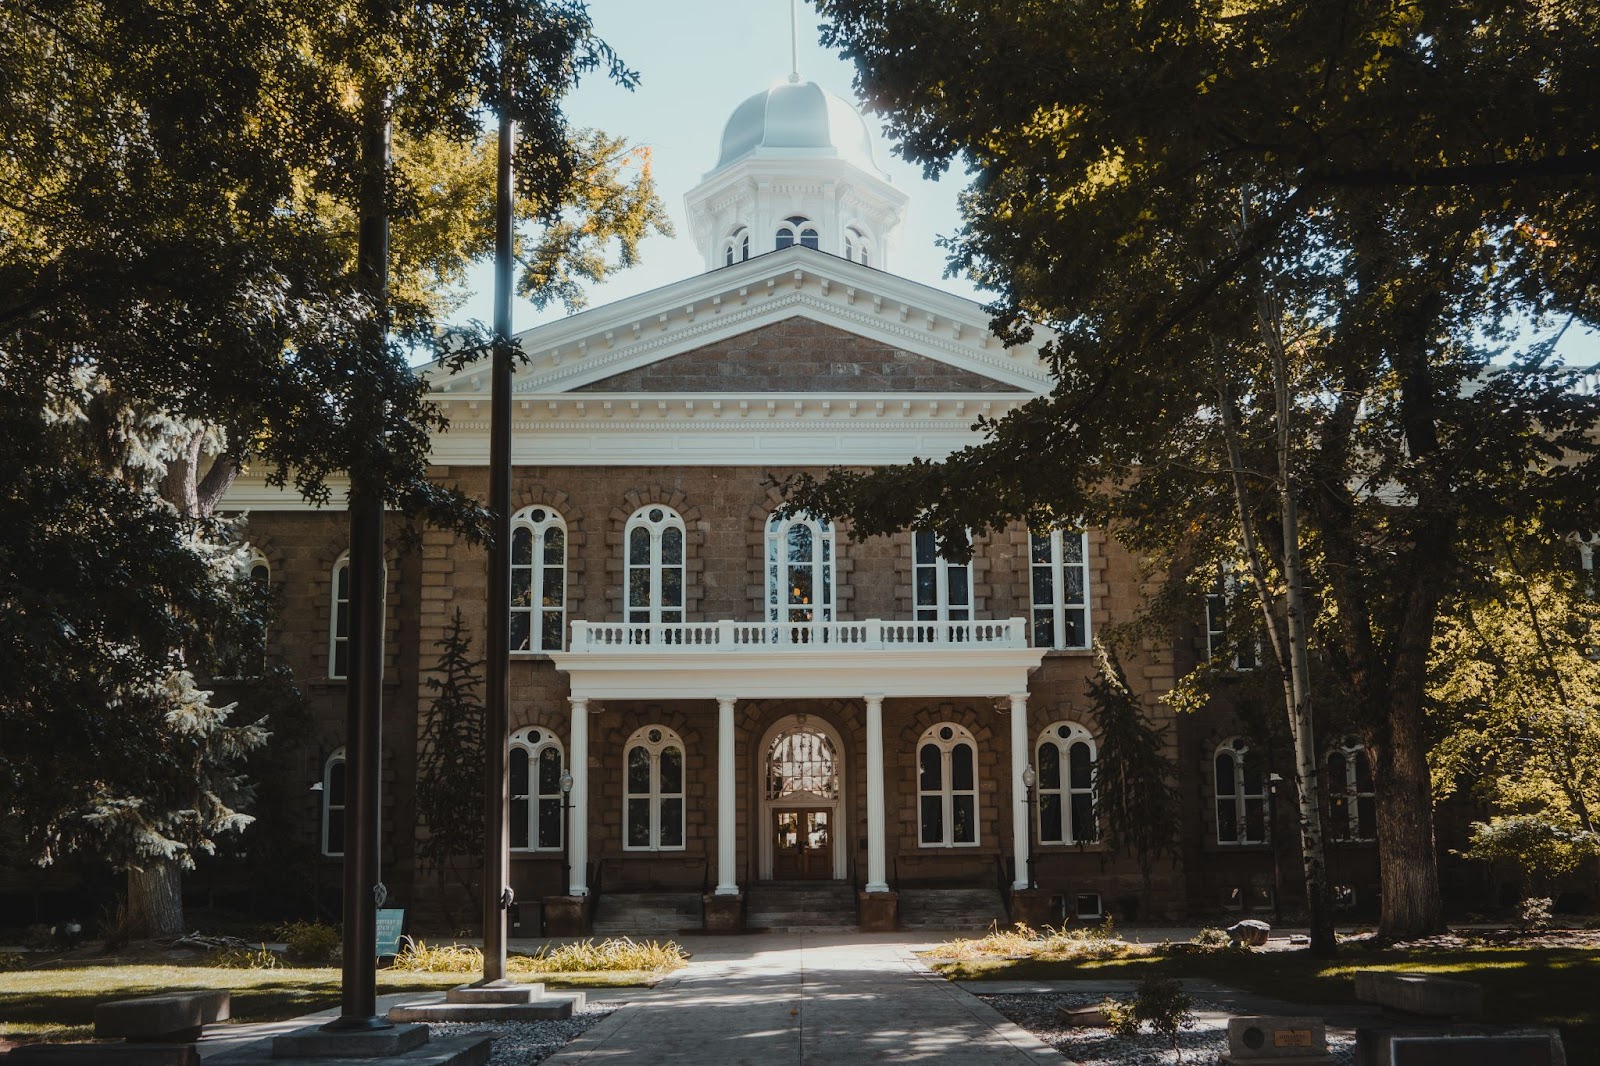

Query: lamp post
left=1021, top=766, right=1037, bottom=891
left=559, top=770, right=574, bottom=898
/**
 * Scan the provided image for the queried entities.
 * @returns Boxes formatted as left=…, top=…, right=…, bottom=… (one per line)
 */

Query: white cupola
left=685, top=74, right=909, bottom=272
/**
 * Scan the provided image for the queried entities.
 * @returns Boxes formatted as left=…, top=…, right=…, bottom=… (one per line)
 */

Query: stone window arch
left=624, top=506, right=686, bottom=628
left=1215, top=736, right=1268, bottom=844
left=844, top=224, right=873, bottom=265
left=510, top=726, right=565, bottom=851
left=766, top=512, right=835, bottom=637
left=724, top=226, right=751, bottom=266
left=511, top=505, right=566, bottom=653
left=1328, top=737, right=1376, bottom=842
left=623, top=725, right=686, bottom=851
left=917, top=722, right=979, bottom=847
left=1036, top=721, right=1098, bottom=845
left=776, top=215, right=819, bottom=251
left=321, top=748, right=346, bottom=857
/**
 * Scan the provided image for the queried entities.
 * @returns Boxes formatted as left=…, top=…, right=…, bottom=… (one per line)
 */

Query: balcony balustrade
left=568, top=617, right=1027, bottom=652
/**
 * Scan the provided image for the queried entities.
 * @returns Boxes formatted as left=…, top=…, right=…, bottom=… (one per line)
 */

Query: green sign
left=375, top=908, right=406, bottom=957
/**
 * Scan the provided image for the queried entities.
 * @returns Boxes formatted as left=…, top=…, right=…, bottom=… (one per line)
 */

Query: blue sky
left=446, top=0, right=1596, bottom=367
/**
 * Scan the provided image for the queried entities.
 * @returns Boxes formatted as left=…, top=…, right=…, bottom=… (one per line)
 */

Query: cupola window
left=723, top=227, right=751, bottom=267
left=844, top=226, right=872, bottom=266
left=776, top=216, right=819, bottom=251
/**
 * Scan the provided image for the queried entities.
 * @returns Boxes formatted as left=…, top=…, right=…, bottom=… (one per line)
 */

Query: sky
left=445, top=0, right=1596, bottom=367
left=444, top=0, right=983, bottom=334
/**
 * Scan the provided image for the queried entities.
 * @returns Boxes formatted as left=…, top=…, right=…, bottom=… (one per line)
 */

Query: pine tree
left=415, top=610, right=487, bottom=929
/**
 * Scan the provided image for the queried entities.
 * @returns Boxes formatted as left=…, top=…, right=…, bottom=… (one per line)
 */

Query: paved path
left=544, top=933, right=1063, bottom=1065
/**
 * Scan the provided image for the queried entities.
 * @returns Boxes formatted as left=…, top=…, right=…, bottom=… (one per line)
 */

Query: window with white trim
left=723, top=227, right=751, bottom=267
left=510, top=727, right=564, bottom=851
left=918, top=722, right=979, bottom=847
left=321, top=748, right=346, bottom=857
left=1030, top=530, right=1091, bottom=649
left=624, top=725, right=685, bottom=850
left=217, top=550, right=271, bottom=678
left=1206, top=569, right=1260, bottom=669
left=1327, top=737, right=1376, bottom=842
left=776, top=215, right=819, bottom=251
left=511, top=506, right=566, bottom=653
left=1036, top=721, right=1098, bottom=844
left=913, top=529, right=973, bottom=624
left=625, top=506, right=685, bottom=627
left=329, top=553, right=350, bottom=679
left=1215, top=736, right=1268, bottom=844
left=767, top=513, right=834, bottom=638
left=844, top=225, right=872, bottom=266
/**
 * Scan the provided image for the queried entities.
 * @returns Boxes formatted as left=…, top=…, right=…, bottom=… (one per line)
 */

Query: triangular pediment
left=574, top=317, right=1027, bottom=394
left=423, top=245, right=1055, bottom=398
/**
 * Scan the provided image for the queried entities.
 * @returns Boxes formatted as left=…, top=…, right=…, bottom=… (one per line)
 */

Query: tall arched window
left=1030, top=530, right=1091, bottom=649
left=328, top=553, right=350, bottom=679
left=1328, top=738, right=1376, bottom=841
left=510, top=727, right=565, bottom=851
left=776, top=215, right=819, bottom=251
left=625, top=506, right=686, bottom=628
left=913, top=529, right=973, bottom=625
left=1215, top=736, right=1268, bottom=844
left=217, top=551, right=271, bottom=678
left=767, top=513, right=834, bottom=639
left=321, top=748, right=346, bottom=857
left=765, top=727, right=838, bottom=800
left=511, top=506, right=566, bottom=653
left=1206, top=567, right=1260, bottom=669
left=1036, top=721, right=1098, bottom=844
left=844, top=225, right=872, bottom=265
left=624, top=726, right=686, bottom=851
left=918, top=722, right=979, bottom=847
left=723, top=227, right=751, bottom=266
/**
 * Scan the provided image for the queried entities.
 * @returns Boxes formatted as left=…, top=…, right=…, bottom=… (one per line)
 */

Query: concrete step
left=210, top=1029, right=492, bottom=1066
left=591, top=891, right=703, bottom=935
left=897, top=888, right=1008, bottom=930
left=387, top=991, right=585, bottom=1023
left=745, top=882, right=857, bottom=930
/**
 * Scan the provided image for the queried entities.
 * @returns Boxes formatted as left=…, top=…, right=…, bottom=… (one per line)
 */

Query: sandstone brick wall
left=575, top=317, right=1028, bottom=393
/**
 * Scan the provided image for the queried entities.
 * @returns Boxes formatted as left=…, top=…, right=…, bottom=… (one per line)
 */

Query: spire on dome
left=790, top=0, right=800, bottom=82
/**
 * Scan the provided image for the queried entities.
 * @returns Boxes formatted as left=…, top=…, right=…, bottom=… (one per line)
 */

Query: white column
left=864, top=693, right=889, bottom=893
left=568, top=696, right=590, bottom=897
left=715, top=695, right=739, bottom=896
left=1009, top=692, right=1030, bottom=892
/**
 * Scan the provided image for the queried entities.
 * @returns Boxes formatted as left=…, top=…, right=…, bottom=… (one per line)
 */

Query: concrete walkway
left=544, top=932, right=1064, bottom=1064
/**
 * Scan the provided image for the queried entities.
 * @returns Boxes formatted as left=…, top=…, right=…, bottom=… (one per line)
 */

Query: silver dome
left=713, top=78, right=884, bottom=176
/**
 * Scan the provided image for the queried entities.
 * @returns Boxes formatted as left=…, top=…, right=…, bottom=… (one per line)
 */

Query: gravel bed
left=427, top=1004, right=617, bottom=1065
left=979, top=992, right=1355, bottom=1066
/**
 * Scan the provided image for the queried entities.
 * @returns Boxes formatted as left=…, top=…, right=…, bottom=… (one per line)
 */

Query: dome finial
left=790, top=0, right=800, bottom=81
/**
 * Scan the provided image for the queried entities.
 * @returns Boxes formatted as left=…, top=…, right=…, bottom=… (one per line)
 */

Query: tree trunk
left=1374, top=695, right=1445, bottom=939
left=127, top=859, right=185, bottom=938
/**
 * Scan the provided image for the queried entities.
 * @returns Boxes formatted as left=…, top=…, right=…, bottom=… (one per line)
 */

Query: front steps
left=387, top=982, right=585, bottom=1023
left=744, top=881, right=857, bottom=932
left=897, top=887, right=1008, bottom=932
left=590, top=891, right=704, bottom=936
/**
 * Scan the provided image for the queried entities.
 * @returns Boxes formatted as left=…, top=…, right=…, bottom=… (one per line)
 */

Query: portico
left=550, top=619, right=1045, bottom=914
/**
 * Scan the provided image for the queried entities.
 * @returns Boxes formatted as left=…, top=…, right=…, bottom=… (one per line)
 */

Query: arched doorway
left=759, top=715, right=846, bottom=881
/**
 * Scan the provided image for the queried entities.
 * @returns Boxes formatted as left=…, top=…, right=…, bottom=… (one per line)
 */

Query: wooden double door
left=772, top=807, right=834, bottom=880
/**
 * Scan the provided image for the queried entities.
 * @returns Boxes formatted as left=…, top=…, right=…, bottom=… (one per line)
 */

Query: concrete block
left=271, top=1022, right=430, bottom=1058
left=93, top=991, right=229, bottom=1041
left=7, top=1045, right=200, bottom=1065
left=1058, top=1005, right=1109, bottom=1027
left=1354, top=971, right=1484, bottom=1019
left=442, top=983, right=546, bottom=1004
left=1223, top=1016, right=1334, bottom=1062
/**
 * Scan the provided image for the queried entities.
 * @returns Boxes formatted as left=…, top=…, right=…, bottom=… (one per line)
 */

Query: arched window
left=328, top=553, right=350, bottom=679
left=625, top=506, right=686, bottom=629
left=1215, top=736, right=1268, bottom=844
left=217, top=550, right=271, bottom=678
left=776, top=215, right=819, bottom=251
left=511, top=506, right=566, bottom=653
left=723, top=227, right=751, bottom=267
left=765, top=726, right=838, bottom=800
left=624, top=726, right=686, bottom=851
left=510, top=727, right=565, bottom=851
left=913, top=529, right=973, bottom=625
left=767, top=513, right=834, bottom=640
left=1036, top=721, right=1098, bottom=844
left=321, top=748, right=346, bottom=857
left=918, top=722, right=979, bottom=847
left=844, top=225, right=872, bottom=265
left=1328, top=738, right=1376, bottom=841
left=1030, top=530, right=1091, bottom=649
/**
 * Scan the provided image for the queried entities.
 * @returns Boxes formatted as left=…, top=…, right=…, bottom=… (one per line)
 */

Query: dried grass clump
left=925, top=919, right=1137, bottom=962
left=510, top=937, right=687, bottom=974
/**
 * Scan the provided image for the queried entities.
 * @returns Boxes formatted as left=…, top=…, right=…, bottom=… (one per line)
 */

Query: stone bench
left=6, top=1045, right=200, bottom=1065
left=1355, top=1027, right=1566, bottom=1066
left=1354, top=971, right=1483, bottom=1019
left=93, top=990, right=231, bottom=1043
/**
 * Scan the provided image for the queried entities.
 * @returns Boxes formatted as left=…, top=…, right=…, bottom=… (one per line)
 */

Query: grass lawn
left=0, top=961, right=663, bottom=1046
left=931, top=944, right=1600, bottom=1060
